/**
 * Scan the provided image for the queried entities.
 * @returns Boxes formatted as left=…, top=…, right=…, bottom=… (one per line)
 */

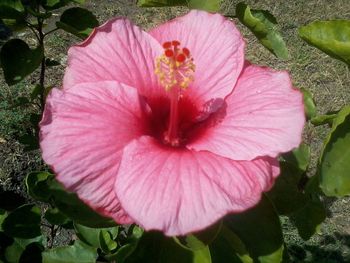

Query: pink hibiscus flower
left=40, top=10, right=305, bottom=236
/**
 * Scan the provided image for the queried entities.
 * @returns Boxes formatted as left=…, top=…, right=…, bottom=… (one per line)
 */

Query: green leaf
left=268, top=162, right=309, bottom=216
left=311, top=114, right=337, bottom=126
left=0, top=191, right=25, bottom=211
left=290, top=198, right=326, bottom=240
left=225, top=195, right=284, bottom=263
left=319, top=105, right=350, bottom=196
left=281, top=143, right=311, bottom=172
left=300, top=88, right=316, bottom=120
left=56, top=7, right=98, bottom=39
left=99, top=230, right=118, bottom=254
left=236, top=2, right=289, bottom=59
left=0, top=0, right=24, bottom=21
left=44, top=208, right=71, bottom=226
left=26, top=171, right=52, bottom=202
left=299, top=20, right=350, bottom=65
left=174, top=221, right=222, bottom=251
left=5, top=236, right=43, bottom=263
left=18, top=133, right=39, bottom=151
left=210, top=225, right=253, bottom=263
left=0, top=209, right=7, bottom=231
left=74, top=223, right=118, bottom=249
left=137, top=0, right=187, bottom=7
left=0, top=39, right=43, bottom=85
left=137, top=0, right=221, bottom=11
left=187, top=0, right=221, bottom=12
left=42, top=0, right=86, bottom=10
left=42, top=240, right=97, bottom=263
left=126, top=232, right=211, bottom=263
left=2, top=204, right=41, bottom=239
left=45, top=58, right=60, bottom=67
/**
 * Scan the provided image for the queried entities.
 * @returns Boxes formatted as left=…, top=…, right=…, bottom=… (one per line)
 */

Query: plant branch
left=44, top=27, right=59, bottom=37
left=37, top=17, right=46, bottom=111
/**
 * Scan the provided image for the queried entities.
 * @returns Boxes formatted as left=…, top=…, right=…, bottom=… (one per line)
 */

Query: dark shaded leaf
left=26, top=171, right=52, bottom=202
left=236, top=2, right=288, bottom=59
left=2, top=204, right=41, bottom=239
left=0, top=39, right=43, bottom=85
left=0, top=191, right=25, bottom=211
left=299, top=20, right=350, bottom=65
left=4, top=236, right=43, bottom=263
left=56, top=7, right=98, bottom=39
left=44, top=208, right=71, bottom=226
left=225, top=195, right=284, bottom=263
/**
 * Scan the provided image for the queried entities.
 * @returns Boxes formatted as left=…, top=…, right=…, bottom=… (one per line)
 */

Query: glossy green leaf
left=299, top=20, right=350, bottom=65
left=0, top=209, right=7, bottom=231
left=137, top=0, right=221, bottom=11
left=210, top=225, right=253, bottom=263
left=0, top=39, right=43, bottom=85
left=225, top=195, right=284, bottom=263
left=4, top=236, right=43, bottom=263
left=311, top=114, right=337, bottom=126
left=99, top=230, right=118, bottom=254
left=300, top=88, right=316, bottom=120
left=236, top=2, right=288, bottom=59
left=74, top=223, right=119, bottom=250
left=319, top=105, right=350, bottom=196
left=26, top=171, right=52, bottom=202
left=2, top=204, right=41, bottom=239
left=42, top=240, right=97, bottom=263
left=56, top=7, right=98, bottom=39
left=290, top=198, right=326, bottom=240
left=44, top=208, right=71, bottom=226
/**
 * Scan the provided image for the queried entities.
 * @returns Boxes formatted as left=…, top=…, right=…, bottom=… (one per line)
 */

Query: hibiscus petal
left=115, top=136, right=279, bottom=236
left=149, top=10, right=245, bottom=103
left=40, top=81, right=147, bottom=223
left=63, top=18, right=164, bottom=98
left=188, top=64, right=305, bottom=161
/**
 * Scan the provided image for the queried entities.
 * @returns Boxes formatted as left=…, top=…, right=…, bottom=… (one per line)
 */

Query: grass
left=0, top=0, right=350, bottom=261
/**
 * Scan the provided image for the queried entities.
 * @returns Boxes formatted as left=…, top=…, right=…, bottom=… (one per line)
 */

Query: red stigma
left=182, top=47, right=190, bottom=57
left=172, top=40, right=180, bottom=47
left=163, top=42, right=172, bottom=49
left=165, top=49, right=174, bottom=58
left=176, top=54, right=186, bottom=63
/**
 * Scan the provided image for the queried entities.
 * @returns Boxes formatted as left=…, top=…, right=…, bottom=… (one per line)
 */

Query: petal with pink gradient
left=40, top=81, right=148, bottom=224
left=115, top=136, right=279, bottom=236
left=150, top=10, right=245, bottom=103
left=188, top=64, right=305, bottom=161
left=63, top=18, right=164, bottom=98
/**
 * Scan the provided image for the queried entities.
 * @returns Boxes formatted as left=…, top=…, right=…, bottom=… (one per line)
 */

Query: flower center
left=155, top=40, right=195, bottom=147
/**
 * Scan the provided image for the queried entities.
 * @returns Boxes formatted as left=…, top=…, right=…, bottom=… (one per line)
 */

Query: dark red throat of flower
left=154, top=40, right=195, bottom=147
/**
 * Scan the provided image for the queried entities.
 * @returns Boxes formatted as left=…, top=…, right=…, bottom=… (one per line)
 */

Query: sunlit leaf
left=225, top=195, right=284, bottom=263
left=236, top=2, right=288, bottom=59
left=319, top=105, right=350, bottom=196
left=311, top=113, right=337, bottom=126
left=0, top=39, right=43, bottom=85
left=300, top=88, right=316, bottom=120
left=56, top=7, right=98, bottom=39
left=137, top=0, right=221, bottom=11
left=299, top=20, right=350, bottom=65
left=99, top=230, right=118, bottom=254
left=2, top=204, right=41, bottom=239
left=42, top=240, right=97, bottom=263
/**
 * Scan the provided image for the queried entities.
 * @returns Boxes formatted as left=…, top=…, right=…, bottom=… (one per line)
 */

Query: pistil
left=155, top=40, right=195, bottom=146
